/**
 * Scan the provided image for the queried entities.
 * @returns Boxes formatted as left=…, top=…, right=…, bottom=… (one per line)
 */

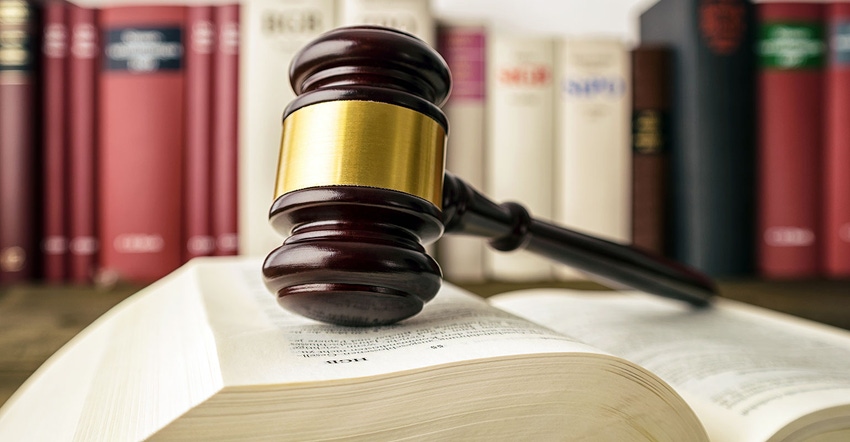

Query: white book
left=237, top=0, right=335, bottom=257
left=4, top=257, right=850, bottom=440
left=336, top=0, right=435, bottom=47
left=484, top=33, right=555, bottom=282
left=552, top=38, right=631, bottom=280
left=0, top=257, right=705, bottom=440
left=335, top=0, right=437, bottom=261
left=491, top=289, right=850, bottom=442
left=435, top=22, right=488, bottom=283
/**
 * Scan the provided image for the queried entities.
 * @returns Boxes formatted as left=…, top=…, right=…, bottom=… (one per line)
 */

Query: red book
left=98, top=6, right=186, bottom=283
left=0, top=0, right=37, bottom=284
left=631, top=45, right=671, bottom=257
left=211, top=4, right=239, bottom=256
left=756, top=2, right=824, bottom=278
left=824, top=2, right=850, bottom=277
left=68, top=5, right=99, bottom=284
left=183, top=5, right=215, bottom=261
left=41, top=1, right=69, bottom=283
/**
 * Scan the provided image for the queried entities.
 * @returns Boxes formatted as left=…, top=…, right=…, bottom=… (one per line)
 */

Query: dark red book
left=98, top=6, right=186, bottom=283
left=824, top=2, right=850, bottom=277
left=41, top=1, right=69, bottom=283
left=183, top=5, right=215, bottom=261
left=211, top=3, right=239, bottom=256
left=0, top=0, right=37, bottom=284
left=756, top=2, right=824, bottom=279
left=68, top=4, right=99, bottom=284
left=631, top=45, right=671, bottom=257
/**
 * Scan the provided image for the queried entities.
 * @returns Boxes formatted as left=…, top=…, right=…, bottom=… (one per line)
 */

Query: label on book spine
left=758, top=23, right=825, bottom=69
left=632, top=110, right=668, bottom=155
left=831, top=21, right=850, bottom=66
left=104, top=27, right=183, bottom=72
left=0, top=0, right=32, bottom=73
left=440, top=30, right=484, bottom=100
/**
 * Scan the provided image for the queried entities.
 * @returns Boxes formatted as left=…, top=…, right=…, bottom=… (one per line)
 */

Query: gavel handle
left=442, top=173, right=716, bottom=306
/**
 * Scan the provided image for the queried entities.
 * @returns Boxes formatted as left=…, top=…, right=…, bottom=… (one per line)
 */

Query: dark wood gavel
left=262, top=25, right=716, bottom=326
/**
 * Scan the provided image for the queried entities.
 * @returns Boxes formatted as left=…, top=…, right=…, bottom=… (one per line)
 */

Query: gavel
left=262, top=25, right=716, bottom=326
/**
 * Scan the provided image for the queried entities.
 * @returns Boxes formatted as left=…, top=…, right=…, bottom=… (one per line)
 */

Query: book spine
left=631, top=45, right=672, bottom=256
left=639, top=0, right=756, bottom=277
left=183, top=5, right=215, bottom=261
left=824, top=2, right=850, bottom=277
left=98, top=6, right=186, bottom=283
left=484, top=34, right=555, bottom=282
left=435, top=23, right=487, bottom=283
left=238, top=0, right=335, bottom=257
left=212, top=4, right=239, bottom=256
left=0, top=0, right=37, bottom=283
left=553, top=38, right=631, bottom=280
left=41, top=1, right=69, bottom=283
left=68, top=5, right=99, bottom=284
left=756, top=2, right=825, bottom=279
left=336, top=0, right=435, bottom=47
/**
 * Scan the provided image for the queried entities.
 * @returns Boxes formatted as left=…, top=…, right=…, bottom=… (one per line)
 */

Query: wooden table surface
left=1, top=278, right=848, bottom=409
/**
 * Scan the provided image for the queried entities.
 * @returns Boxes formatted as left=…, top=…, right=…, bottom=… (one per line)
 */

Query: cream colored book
left=336, top=0, right=435, bottom=47
left=435, top=21, right=488, bottom=283
left=4, top=257, right=850, bottom=441
left=484, top=32, right=555, bottom=282
left=237, top=0, right=335, bottom=257
left=553, top=38, right=632, bottom=280
left=0, top=257, right=711, bottom=440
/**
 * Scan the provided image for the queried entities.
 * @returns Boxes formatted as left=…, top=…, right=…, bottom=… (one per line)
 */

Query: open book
left=0, top=258, right=848, bottom=441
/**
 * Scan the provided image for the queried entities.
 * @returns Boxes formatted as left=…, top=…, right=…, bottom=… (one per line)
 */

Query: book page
left=192, top=258, right=606, bottom=386
left=490, top=290, right=850, bottom=442
left=1, top=258, right=706, bottom=441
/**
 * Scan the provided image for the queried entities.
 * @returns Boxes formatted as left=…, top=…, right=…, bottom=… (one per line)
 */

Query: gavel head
left=262, top=26, right=452, bottom=326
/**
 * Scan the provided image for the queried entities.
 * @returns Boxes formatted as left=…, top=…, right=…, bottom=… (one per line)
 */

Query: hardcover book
left=0, top=0, right=37, bottom=283
left=756, top=1, right=825, bottom=279
left=484, top=33, right=555, bottom=282
left=98, top=5, right=186, bottom=282
left=183, top=5, right=216, bottom=261
left=41, top=1, right=70, bottom=283
left=824, top=1, right=850, bottom=277
left=631, top=45, right=672, bottom=257
left=68, top=4, right=99, bottom=284
left=238, top=0, right=335, bottom=257
left=2, top=257, right=850, bottom=440
left=639, top=0, right=756, bottom=277
left=552, top=38, right=631, bottom=280
left=211, top=3, right=239, bottom=257
left=435, top=22, right=487, bottom=283
left=337, top=0, right=435, bottom=47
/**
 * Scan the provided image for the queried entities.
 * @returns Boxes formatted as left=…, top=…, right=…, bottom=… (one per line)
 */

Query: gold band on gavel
left=274, top=100, right=447, bottom=208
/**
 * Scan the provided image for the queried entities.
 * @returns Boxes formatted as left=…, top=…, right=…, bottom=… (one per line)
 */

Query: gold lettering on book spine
left=0, top=0, right=30, bottom=80
left=275, top=100, right=446, bottom=208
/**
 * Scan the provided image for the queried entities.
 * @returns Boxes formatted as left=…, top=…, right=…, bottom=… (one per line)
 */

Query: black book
left=639, top=0, right=756, bottom=277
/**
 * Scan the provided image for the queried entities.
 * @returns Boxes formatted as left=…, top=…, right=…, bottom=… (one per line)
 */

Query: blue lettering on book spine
left=563, top=76, right=626, bottom=99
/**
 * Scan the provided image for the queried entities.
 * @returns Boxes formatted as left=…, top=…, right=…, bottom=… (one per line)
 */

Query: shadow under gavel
left=263, top=25, right=716, bottom=327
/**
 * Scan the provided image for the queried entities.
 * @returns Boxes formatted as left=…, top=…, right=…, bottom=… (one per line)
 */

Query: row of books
left=639, top=0, right=850, bottom=281
left=0, top=0, right=241, bottom=285
left=6, top=0, right=850, bottom=286
left=756, top=1, right=850, bottom=280
left=0, top=0, right=437, bottom=285
left=440, top=0, right=850, bottom=283
left=435, top=26, right=635, bottom=283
